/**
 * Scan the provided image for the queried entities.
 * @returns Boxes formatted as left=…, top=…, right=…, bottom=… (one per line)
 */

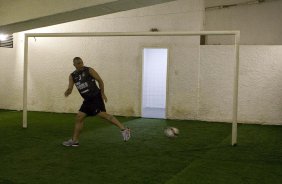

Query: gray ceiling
left=205, top=0, right=279, bottom=9
left=0, top=0, right=270, bottom=34
left=205, top=0, right=256, bottom=7
left=0, top=0, right=176, bottom=34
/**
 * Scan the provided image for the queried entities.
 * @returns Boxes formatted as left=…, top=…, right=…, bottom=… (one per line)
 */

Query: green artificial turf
left=0, top=110, right=282, bottom=184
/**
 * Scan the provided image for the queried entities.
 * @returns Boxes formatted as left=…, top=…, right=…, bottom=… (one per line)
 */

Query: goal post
left=23, top=31, right=240, bottom=146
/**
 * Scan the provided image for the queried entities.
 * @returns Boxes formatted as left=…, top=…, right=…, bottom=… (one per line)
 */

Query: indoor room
left=0, top=0, right=282, bottom=183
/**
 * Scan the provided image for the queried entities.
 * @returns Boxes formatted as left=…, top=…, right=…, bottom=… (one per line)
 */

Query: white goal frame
left=23, top=31, right=240, bottom=146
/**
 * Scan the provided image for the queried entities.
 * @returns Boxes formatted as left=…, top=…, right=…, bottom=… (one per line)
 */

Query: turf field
left=0, top=110, right=282, bottom=184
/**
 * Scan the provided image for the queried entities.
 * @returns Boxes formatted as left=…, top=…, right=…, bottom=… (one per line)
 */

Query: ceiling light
left=0, top=34, right=9, bottom=41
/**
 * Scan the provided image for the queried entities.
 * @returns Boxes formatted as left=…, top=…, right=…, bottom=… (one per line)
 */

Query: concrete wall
left=0, top=0, right=204, bottom=119
left=238, top=46, right=282, bottom=124
left=0, top=33, right=23, bottom=110
left=205, top=0, right=282, bottom=45
left=199, top=46, right=234, bottom=122
left=200, top=45, right=282, bottom=125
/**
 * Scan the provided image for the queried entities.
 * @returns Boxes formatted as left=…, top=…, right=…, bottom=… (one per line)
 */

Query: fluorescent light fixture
left=0, top=34, right=9, bottom=41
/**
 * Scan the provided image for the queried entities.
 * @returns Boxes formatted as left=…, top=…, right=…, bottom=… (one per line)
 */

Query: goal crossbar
left=25, top=31, right=239, bottom=37
left=23, top=31, right=240, bottom=146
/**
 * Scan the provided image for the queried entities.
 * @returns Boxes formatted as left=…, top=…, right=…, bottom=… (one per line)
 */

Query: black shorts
left=79, top=92, right=106, bottom=116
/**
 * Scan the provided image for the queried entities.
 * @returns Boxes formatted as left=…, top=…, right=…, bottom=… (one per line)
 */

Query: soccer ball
left=164, top=127, right=179, bottom=138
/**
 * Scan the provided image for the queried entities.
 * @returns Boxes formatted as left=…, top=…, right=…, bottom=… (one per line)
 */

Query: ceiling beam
left=0, top=0, right=176, bottom=34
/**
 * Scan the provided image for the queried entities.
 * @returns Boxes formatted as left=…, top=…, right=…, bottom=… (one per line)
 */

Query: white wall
left=0, top=33, right=23, bottom=110
left=205, top=0, right=282, bottom=45
left=239, top=46, right=282, bottom=124
left=199, top=46, right=234, bottom=122
left=200, top=45, right=282, bottom=125
left=201, top=0, right=282, bottom=124
left=1, top=0, right=282, bottom=125
left=0, top=0, right=204, bottom=119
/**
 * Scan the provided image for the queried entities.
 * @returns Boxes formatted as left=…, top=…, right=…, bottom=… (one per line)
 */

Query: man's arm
left=89, top=67, right=107, bottom=102
left=64, top=74, right=74, bottom=97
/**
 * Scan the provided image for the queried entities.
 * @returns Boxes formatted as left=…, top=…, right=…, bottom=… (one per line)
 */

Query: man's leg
left=72, top=111, right=87, bottom=142
left=62, top=111, right=87, bottom=147
left=97, top=111, right=125, bottom=129
left=97, top=111, right=131, bottom=141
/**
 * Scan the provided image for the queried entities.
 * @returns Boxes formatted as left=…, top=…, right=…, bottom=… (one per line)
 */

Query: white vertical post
left=23, top=35, right=28, bottom=128
left=232, top=32, right=240, bottom=146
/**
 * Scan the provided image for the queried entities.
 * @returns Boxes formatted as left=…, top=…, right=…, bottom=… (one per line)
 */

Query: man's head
left=73, top=57, right=84, bottom=70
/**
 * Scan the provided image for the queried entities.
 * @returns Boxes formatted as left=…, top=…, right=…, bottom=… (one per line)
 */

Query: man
left=63, top=57, right=130, bottom=147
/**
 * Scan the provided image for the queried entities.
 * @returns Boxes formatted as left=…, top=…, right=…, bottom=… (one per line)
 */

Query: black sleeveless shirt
left=71, top=67, right=100, bottom=99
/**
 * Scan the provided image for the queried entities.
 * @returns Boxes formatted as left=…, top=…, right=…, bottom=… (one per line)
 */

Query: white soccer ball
left=164, top=127, right=179, bottom=138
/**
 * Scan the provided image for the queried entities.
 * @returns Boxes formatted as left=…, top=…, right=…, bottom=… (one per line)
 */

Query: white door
left=142, top=48, right=168, bottom=119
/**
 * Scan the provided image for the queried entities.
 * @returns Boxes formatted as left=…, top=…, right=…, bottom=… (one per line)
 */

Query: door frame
left=140, top=46, right=170, bottom=119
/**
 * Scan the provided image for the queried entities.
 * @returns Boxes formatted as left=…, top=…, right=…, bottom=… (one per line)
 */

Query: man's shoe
left=121, top=128, right=131, bottom=142
left=62, top=139, right=79, bottom=147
